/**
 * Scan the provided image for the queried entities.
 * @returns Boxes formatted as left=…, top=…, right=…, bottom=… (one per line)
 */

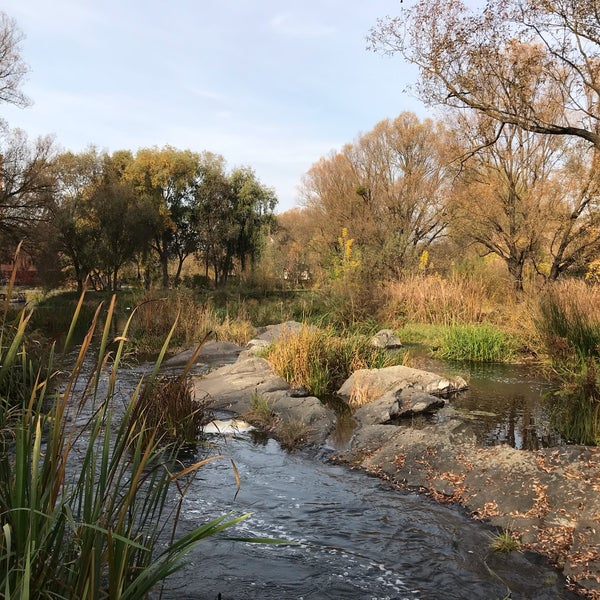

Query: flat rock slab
left=163, top=341, right=243, bottom=368
left=334, top=422, right=600, bottom=596
left=192, top=355, right=335, bottom=445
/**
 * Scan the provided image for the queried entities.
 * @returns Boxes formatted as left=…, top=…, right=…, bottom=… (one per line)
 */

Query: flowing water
left=156, top=423, right=574, bottom=600
left=63, top=352, right=574, bottom=599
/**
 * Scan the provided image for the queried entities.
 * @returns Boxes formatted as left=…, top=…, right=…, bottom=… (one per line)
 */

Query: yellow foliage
left=333, top=227, right=360, bottom=279
left=585, top=259, right=600, bottom=284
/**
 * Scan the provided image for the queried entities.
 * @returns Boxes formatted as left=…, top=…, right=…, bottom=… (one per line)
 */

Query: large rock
left=353, top=388, right=447, bottom=425
left=192, top=351, right=336, bottom=445
left=337, top=364, right=468, bottom=405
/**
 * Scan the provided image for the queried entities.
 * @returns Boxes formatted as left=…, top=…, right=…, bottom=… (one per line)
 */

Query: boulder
left=370, top=329, right=403, bottom=349
left=337, top=365, right=468, bottom=407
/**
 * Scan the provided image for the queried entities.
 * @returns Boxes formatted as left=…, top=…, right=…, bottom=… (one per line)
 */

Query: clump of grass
left=437, top=324, right=516, bottom=362
left=535, top=282, right=600, bottom=362
left=546, top=358, right=600, bottom=445
left=264, top=326, right=404, bottom=397
left=488, top=528, right=522, bottom=553
left=132, top=375, right=208, bottom=447
left=348, top=374, right=387, bottom=411
left=534, top=283, right=600, bottom=445
left=274, top=419, right=312, bottom=451
left=244, top=391, right=277, bottom=429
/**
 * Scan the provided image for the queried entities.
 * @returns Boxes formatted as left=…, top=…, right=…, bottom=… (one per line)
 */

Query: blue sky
left=1, top=1, right=429, bottom=212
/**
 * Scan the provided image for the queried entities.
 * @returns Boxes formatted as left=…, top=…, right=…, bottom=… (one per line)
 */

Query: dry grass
left=132, top=375, right=209, bottom=447
left=348, top=374, right=387, bottom=411
left=131, top=291, right=254, bottom=353
left=380, top=274, right=509, bottom=326
left=264, top=325, right=402, bottom=398
left=274, top=419, right=313, bottom=451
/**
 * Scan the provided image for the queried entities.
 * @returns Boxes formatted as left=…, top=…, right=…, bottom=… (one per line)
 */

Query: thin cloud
left=269, top=13, right=336, bottom=38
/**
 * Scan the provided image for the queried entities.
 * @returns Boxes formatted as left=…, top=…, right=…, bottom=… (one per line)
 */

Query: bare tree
left=0, top=11, right=30, bottom=109
left=368, top=0, right=600, bottom=149
left=301, top=112, right=451, bottom=278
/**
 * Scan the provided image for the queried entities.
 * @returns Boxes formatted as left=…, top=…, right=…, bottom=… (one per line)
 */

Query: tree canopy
left=368, top=0, right=600, bottom=149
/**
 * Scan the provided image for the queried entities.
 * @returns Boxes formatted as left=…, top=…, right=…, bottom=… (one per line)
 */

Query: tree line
left=275, top=0, right=600, bottom=293
left=2, top=2, right=600, bottom=295
left=0, top=14, right=276, bottom=291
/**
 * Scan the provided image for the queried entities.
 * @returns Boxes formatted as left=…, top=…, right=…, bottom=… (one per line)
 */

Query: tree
left=0, top=12, right=30, bottom=110
left=449, top=115, right=564, bottom=291
left=536, top=138, right=600, bottom=280
left=195, top=157, right=277, bottom=287
left=368, top=0, right=600, bottom=150
left=51, top=149, right=103, bottom=292
left=194, top=152, right=232, bottom=285
left=90, top=152, right=158, bottom=291
left=0, top=127, right=55, bottom=252
left=228, top=167, right=277, bottom=274
left=301, top=112, right=450, bottom=278
left=126, top=146, right=201, bottom=288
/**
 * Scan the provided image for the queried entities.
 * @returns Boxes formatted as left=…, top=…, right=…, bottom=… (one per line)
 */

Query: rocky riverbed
left=165, top=323, right=600, bottom=598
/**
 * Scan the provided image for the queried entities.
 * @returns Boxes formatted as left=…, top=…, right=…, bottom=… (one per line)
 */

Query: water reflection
left=410, top=355, right=562, bottom=449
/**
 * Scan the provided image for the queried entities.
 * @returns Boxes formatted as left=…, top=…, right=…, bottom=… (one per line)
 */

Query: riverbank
left=178, top=328, right=600, bottom=599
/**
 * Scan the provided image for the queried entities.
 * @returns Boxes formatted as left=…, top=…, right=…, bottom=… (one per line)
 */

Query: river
left=62, top=350, right=576, bottom=599
left=145, top=405, right=575, bottom=600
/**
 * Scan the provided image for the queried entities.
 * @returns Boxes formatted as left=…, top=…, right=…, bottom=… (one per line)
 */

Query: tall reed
left=380, top=274, right=507, bottom=326
left=534, top=282, right=600, bottom=445
left=0, top=291, right=272, bottom=598
left=264, top=326, right=404, bottom=397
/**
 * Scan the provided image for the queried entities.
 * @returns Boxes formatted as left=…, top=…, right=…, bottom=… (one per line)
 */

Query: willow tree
left=126, top=146, right=201, bottom=288
left=301, top=112, right=450, bottom=279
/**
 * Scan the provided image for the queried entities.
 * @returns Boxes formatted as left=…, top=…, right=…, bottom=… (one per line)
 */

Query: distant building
left=0, top=250, right=39, bottom=285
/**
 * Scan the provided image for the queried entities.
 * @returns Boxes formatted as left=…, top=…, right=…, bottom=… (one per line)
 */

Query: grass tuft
left=437, top=324, right=516, bottom=362
left=264, top=326, right=405, bottom=397
left=488, top=528, right=522, bottom=553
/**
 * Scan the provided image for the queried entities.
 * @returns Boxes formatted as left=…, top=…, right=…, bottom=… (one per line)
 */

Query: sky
left=1, top=1, right=430, bottom=213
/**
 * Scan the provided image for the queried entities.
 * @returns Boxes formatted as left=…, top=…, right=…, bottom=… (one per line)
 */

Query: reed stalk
left=0, top=284, right=277, bottom=598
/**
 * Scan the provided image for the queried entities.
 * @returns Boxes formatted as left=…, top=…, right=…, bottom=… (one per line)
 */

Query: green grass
left=437, top=324, right=516, bottom=362
left=488, top=528, right=522, bottom=553
left=546, top=358, right=600, bottom=446
left=535, top=289, right=600, bottom=445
